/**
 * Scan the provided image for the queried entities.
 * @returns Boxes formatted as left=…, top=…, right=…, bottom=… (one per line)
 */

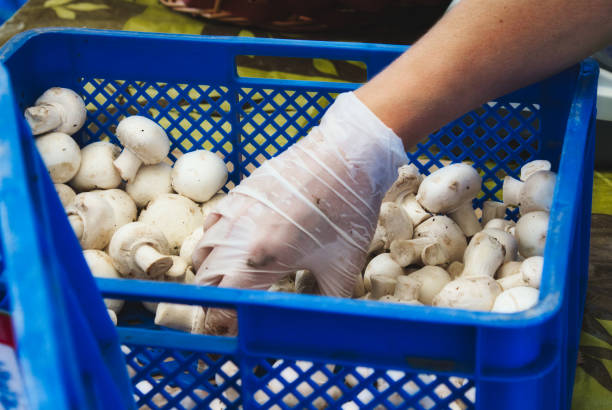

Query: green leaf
left=239, top=29, right=254, bottom=37
left=53, top=6, right=76, bottom=19
left=313, top=58, right=338, bottom=77
left=44, top=0, right=71, bottom=7
left=66, top=2, right=109, bottom=10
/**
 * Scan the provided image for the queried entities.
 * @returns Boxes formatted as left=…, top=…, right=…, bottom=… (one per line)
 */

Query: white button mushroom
left=520, top=159, right=551, bottom=181
left=460, top=232, right=505, bottom=278
left=396, top=193, right=431, bottom=227
left=413, top=216, right=467, bottom=264
left=482, top=228, right=518, bottom=262
left=416, top=163, right=482, bottom=236
left=491, top=286, right=539, bottom=313
left=138, top=194, right=205, bottom=254
left=497, top=273, right=529, bottom=290
left=393, top=275, right=422, bottom=302
left=405, top=266, right=452, bottom=305
left=481, top=201, right=507, bottom=226
left=448, top=202, right=482, bottom=237
left=154, top=303, right=206, bottom=334
left=201, top=192, right=227, bottom=219
left=504, top=170, right=556, bottom=213
left=171, top=150, right=229, bottom=203
left=24, top=87, right=87, bottom=135
left=370, top=274, right=398, bottom=299
left=179, top=226, right=204, bottom=266
left=113, top=116, right=171, bottom=182
left=515, top=211, right=549, bottom=257
left=70, top=141, right=122, bottom=191
left=483, top=218, right=515, bottom=234
left=416, top=163, right=482, bottom=214
left=35, top=132, right=81, bottom=183
left=432, top=276, right=502, bottom=311
left=96, top=189, right=137, bottom=234
left=390, top=237, right=437, bottom=267
left=382, top=164, right=422, bottom=203
left=54, top=183, right=76, bottom=207
left=447, top=261, right=464, bottom=279
left=368, top=202, right=413, bottom=254
left=363, top=253, right=404, bottom=292
left=125, top=163, right=173, bottom=208
left=83, top=249, right=124, bottom=313
left=495, top=261, right=523, bottom=279
left=108, top=222, right=173, bottom=278
left=518, top=171, right=557, bottom=214
left=520, top=256, right=544, bottom=288
left=66, top=192, right=115, bottom=250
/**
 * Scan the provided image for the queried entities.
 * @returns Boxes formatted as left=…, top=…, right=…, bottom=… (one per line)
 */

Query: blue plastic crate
left=0, top=28, right=598, bottom=410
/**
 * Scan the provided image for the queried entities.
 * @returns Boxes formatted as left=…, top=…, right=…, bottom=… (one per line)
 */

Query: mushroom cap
left=180, top=226, right=204, bottom=266
left=515, top=211, right=549, bottom=257
left=171, top=150, right=229, bottom=203
left=35, top=87, right=87, bottom=135
left=125, top=162, right=173, bottom=208
left=70, top=141, right=122, bottom=191
left=491, top=286, right=539, bottom=313
left=83, top=249, right=124, bottom=313
left=138, top=194, right=204, bottom=254
left=116, top=116, right=170, bottom=164
left=363, top=253, right=404, bottom=292
left=108, top=221, right=171, bottom=277
left=483, top=218, right=515, bottom=233
left=35, top=132, right=81, bottom=183
left=201, top=192, right=227, bottom=219
left=413, top=216, right=467, bottom=263
left=518, top=170, right=556, bottom=213
left=495, top=261, right=523, bottom=279
left=95, top=189, right=137, bottom=233
left=406, top=266, right=451, bottom=305
left=382, top=164, right=422, bottom=203
left=66, top=192, right=115, bottom=250
left=432, top=276, right=502, bottom=311
left=54, top=183, right=76, bottom=207
left=520, top=160, right=551, bottom=181
left=520, top=256, right=544, bottom=288
left=416, top=163, right=482, bottom=213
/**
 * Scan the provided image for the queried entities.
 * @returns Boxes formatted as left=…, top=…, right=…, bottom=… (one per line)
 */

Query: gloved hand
left=192, top=91, right=407, bottom=335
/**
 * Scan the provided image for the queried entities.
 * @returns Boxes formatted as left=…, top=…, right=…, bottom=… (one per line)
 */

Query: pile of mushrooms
left=29, top=87, right=229, bottom=330
left=33, top=85, right=555, bottom=331
left=357, top=159, right=554, bottom=314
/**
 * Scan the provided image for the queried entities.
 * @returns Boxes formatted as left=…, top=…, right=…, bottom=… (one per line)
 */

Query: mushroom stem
left=24, top=104, right=62, bottom=135
left=154, top=303, right=206, bottom=333
left=503, top=176, right=523, bottom=206
left=448, top=202, right=481, bottom=237
left=481, top=201, right=507, bottom=225
left=398, top=194, right=431, bottom=226
left=394, top=276, right=421, bottom=301
left=390, top=237, right=434, bottom=267
left=370, top=274, right=397, bottom=299
left=68, top=214, right=84, bottom=240
left=134, top=245, right=173, bottom=277
left=166, top=256, right=188, bottom=281
left=114, top=148, right=143, bottom=182
left=461, top=232, right=505, bottom=278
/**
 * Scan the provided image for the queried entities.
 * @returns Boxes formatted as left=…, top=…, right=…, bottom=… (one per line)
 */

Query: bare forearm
left=356, top=0, right=612, bottom=147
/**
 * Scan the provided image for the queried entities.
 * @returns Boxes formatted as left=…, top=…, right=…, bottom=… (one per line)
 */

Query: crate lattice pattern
left=124, top=345, right=476, bottom=410
left=78, top=78, right=541, bottom=209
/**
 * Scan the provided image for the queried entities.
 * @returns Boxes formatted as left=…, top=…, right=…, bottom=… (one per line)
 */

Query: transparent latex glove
left=192, top=92, right=407, bottom=335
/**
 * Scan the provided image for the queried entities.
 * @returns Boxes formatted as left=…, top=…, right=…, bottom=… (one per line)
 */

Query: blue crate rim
left=0, top=28, right=598, bottom=330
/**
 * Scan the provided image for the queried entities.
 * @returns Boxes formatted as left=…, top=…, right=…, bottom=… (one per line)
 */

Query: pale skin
left=194, top=0, right=612, bottom=335
left=356, top=0, right=612, bottom=145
